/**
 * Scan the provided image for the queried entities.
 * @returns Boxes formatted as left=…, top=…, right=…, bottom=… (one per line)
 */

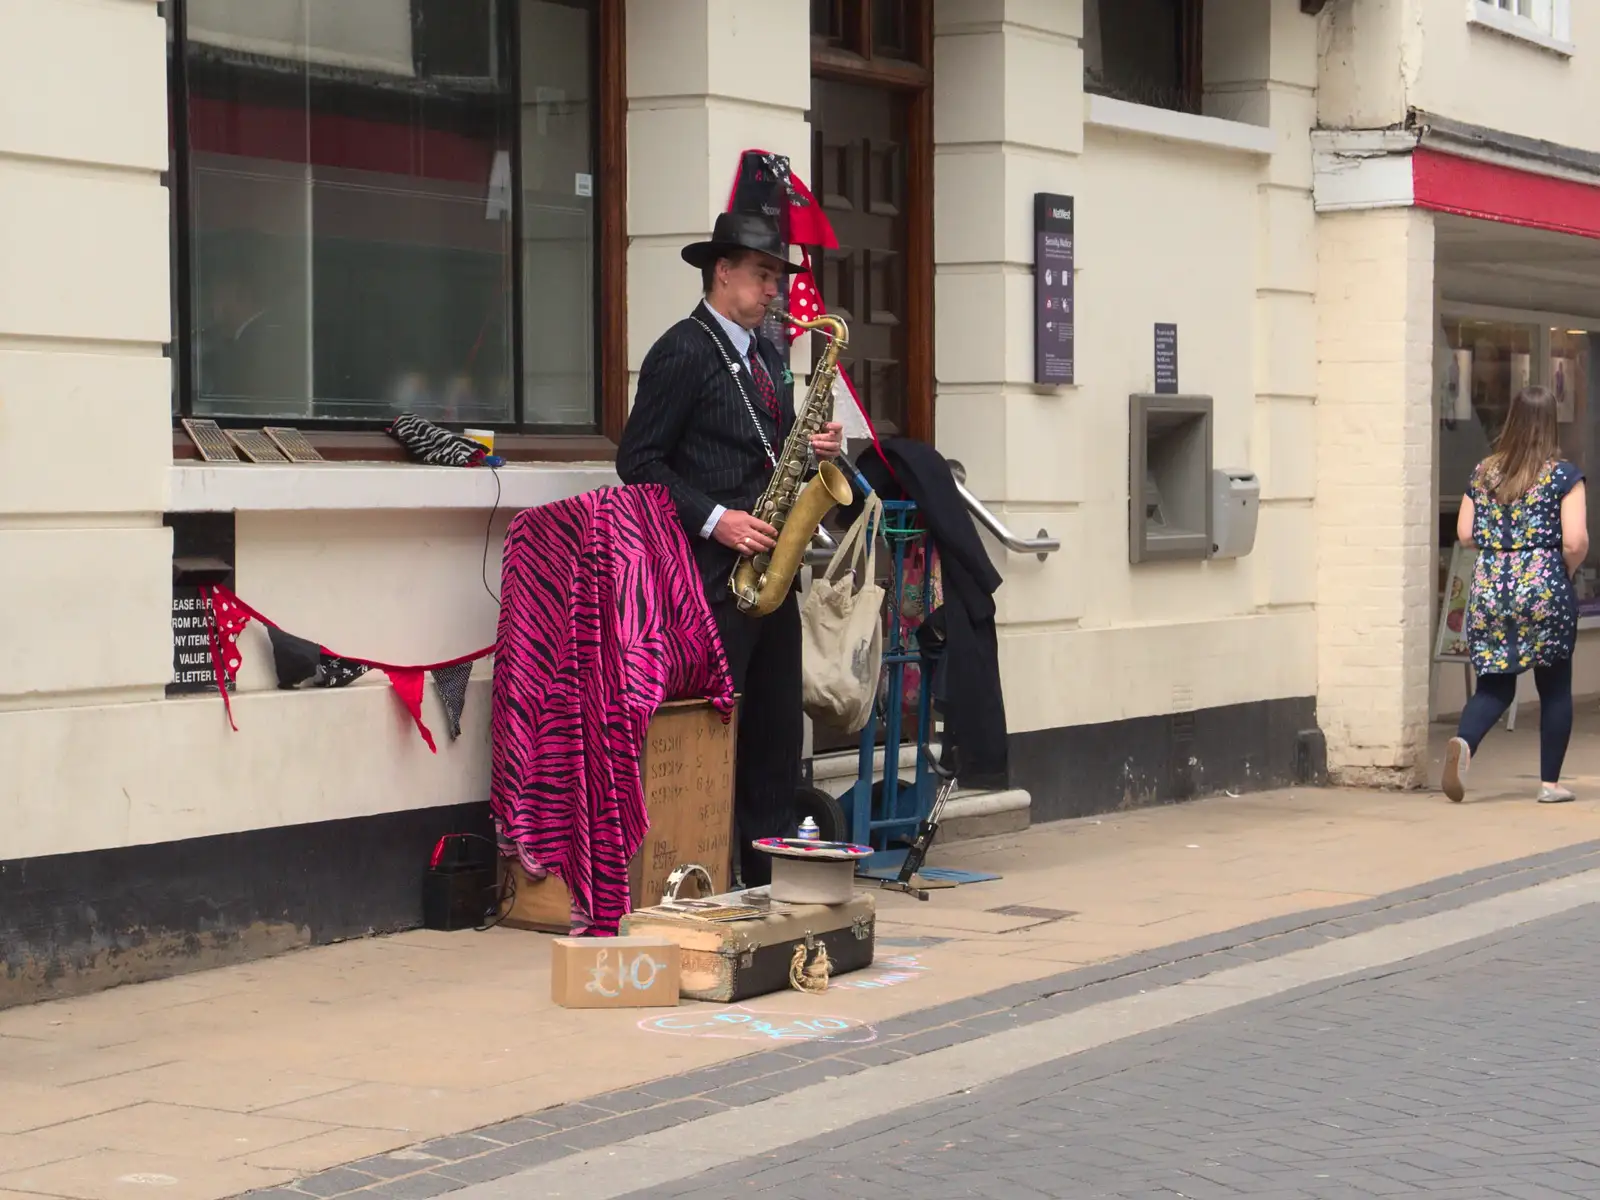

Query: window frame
left=1469, top=0, right=1575, bottom=56
left=1083, top=0, right=1205, bottom=118
left=165, top=0, right=629, bottom=463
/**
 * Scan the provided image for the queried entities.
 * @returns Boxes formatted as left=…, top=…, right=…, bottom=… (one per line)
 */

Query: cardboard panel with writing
left=501, top=699, right=738, bottom=933
left=550, top=936, right=681, bottom=1009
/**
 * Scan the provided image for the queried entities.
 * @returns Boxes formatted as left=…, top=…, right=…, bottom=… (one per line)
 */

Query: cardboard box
left=550, top=936, right=681, bottom=1009
left=502, top=699, right=736, bottom=932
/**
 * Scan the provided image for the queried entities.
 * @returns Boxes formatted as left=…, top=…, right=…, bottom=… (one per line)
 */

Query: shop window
left=1083, top=0, right=1204, bottom=115
left=1438, top=316, right=1600, bottom=612
left=167, top=0, right=620, bottom=443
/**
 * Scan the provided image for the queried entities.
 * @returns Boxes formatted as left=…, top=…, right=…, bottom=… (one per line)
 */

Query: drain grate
left=987, top=904, right=1078, bottom=921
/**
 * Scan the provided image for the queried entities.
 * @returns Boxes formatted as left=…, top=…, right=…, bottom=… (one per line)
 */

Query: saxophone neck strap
left=692, top=317, right=779, bottom=469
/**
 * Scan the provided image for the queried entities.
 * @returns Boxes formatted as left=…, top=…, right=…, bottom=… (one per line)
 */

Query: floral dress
left=1466, top=459, right=1583, bottom=676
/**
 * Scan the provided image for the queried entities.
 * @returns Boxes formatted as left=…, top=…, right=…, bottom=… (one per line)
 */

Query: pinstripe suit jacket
left=617, top=300, right=794, bottom=600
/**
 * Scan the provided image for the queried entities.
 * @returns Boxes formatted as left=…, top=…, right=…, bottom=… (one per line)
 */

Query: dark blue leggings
left=1457, top=657, right=1574, bottom=783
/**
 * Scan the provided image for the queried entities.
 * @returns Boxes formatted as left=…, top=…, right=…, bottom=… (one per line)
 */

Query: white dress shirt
left=698, top=306, right=774, bottom=539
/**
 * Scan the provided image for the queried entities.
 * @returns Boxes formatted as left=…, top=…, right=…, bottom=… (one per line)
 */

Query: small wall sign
left=1154, top=323, right=1179, bottom=394
left=1033, top=193, right=1075, bottom=386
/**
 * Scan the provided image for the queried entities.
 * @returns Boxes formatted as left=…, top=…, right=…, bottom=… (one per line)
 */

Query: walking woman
left=1443, top=385, right=1589, bottom=803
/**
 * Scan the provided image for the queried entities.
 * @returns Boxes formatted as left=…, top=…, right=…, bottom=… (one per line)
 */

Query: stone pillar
left=0, top=0, right=173, bottom=721
left=1205, top=0, right=1321, bottom=614
left=1315, top=208, right=1437, bottom=785
left=931, top=0, right=1086, bottom=669
left=624, top=0, right=813, bottom=395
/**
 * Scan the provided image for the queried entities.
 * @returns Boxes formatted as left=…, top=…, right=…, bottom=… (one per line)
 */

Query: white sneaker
left=1442, top=737, right=1470, bottom=803
left=1538, top=785, right=1576, bottom=804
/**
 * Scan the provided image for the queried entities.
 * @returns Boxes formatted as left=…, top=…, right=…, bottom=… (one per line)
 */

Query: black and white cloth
left=430, top=662, right=474, bottom=741
left=386, top=414, right=487, bottom=468
left=267, top=626, right=372, bottom=690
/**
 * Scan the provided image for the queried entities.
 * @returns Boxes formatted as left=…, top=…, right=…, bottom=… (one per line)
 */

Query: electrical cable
left=481, top=463, right=502, bottom=605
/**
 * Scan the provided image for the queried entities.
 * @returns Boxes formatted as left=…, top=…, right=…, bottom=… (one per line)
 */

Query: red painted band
left=1413, top=147, right=1600, bottom=241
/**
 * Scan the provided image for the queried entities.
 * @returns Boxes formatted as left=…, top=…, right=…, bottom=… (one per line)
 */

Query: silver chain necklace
left=693, top=318, right=779, bottom=469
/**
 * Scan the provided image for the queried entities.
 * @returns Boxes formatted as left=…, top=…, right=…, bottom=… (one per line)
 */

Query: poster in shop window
left=1434, top=541, right=1477, bottom=664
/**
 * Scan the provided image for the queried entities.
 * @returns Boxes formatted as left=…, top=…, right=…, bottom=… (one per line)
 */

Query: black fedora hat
left=681, top=212, right=798, bottom=274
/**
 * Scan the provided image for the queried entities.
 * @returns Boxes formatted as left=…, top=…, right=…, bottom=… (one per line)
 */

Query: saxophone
left=728, top=310, right=855, bottom=616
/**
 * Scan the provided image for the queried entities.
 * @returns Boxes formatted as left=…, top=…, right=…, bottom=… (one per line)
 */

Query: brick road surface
left=628, top=904, right=1600, bottom=1200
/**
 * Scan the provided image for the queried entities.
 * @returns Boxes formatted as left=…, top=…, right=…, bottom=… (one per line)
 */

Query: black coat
left=616, top=301, right=794, bottom=600
left=847, top=438, right=1010, bottom=790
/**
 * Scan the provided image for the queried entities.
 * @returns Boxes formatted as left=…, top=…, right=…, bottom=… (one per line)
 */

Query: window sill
left=1085, top=95, right=1277, bottom=157
left=172, top=430, right=619, bottom=464
left=167, top=460, right=619, bottom=513
left=1468, top=8, right=1574, bottom=58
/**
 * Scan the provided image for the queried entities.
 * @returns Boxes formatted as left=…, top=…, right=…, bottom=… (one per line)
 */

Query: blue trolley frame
left=835, top=494, right=937, bottom=873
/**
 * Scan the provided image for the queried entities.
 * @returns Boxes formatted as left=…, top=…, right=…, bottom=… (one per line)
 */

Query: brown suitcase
left=618, top=890, right=877, bottom=1003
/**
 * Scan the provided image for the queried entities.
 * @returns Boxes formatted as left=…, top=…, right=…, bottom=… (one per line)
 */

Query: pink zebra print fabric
left=490, top=483, right=735, bottom=936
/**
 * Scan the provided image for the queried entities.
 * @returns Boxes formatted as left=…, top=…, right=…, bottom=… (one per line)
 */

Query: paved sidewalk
left=2, top=714, right=1599, bottom=1200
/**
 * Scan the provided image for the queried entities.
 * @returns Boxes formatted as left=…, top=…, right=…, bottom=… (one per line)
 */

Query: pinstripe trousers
left=712, top=587, right=803, bottom=888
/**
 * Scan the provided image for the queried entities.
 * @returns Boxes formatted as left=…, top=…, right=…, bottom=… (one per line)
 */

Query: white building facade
left=4, top=0, right=1342, bottom=1004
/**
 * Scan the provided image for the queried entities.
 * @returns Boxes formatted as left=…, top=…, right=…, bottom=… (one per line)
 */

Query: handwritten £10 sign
left=550, top=936, right=681, bottom=1009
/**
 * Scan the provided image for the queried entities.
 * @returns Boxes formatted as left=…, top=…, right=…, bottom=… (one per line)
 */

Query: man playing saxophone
left=617, top=212, right=844, bottom=889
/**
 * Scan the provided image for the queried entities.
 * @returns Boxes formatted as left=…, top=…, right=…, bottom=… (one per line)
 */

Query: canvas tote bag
left=801, top=492, right=885, bottom=734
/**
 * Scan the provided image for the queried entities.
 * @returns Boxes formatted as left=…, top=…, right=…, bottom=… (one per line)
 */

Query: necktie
left=749, top=350, right=782, bottom=424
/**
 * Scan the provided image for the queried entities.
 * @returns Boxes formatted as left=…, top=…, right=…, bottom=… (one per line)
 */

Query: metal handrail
left=802, top=460, right=1060, bottom=566
left=947, top=460, right=1060, bottom=561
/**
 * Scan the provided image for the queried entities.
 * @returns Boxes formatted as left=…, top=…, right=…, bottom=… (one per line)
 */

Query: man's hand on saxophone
left=713, top=510, right=778, bottom=558
left=809, top=421, right=844, bottom=460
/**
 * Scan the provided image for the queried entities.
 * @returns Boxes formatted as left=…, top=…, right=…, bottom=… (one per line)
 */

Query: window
left=1437, top=316, right=1600, bottom=612
left=810, top=0, right=919, bottom=66
left=167, top=0, right=622, bottom=444
left=1470, top=0, right=1573, bottom=51
left=1083, top=0, right=1203, bottom=115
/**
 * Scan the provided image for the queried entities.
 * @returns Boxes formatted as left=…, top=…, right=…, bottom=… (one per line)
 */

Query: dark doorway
left=811, top=78, right=911, bottom=436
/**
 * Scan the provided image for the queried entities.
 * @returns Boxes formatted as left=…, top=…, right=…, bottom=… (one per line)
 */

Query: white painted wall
left=934, top=0, right=1320, bottom=735
left=1320, top=0, right=1596, bottom=156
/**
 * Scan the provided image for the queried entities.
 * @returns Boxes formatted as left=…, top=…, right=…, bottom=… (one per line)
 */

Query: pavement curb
left=243, top=837, right=1600, bottom=1200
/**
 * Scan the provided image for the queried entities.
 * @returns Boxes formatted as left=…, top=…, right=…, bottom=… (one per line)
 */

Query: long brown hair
left=1485, top=385, right=1561, bottom=502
